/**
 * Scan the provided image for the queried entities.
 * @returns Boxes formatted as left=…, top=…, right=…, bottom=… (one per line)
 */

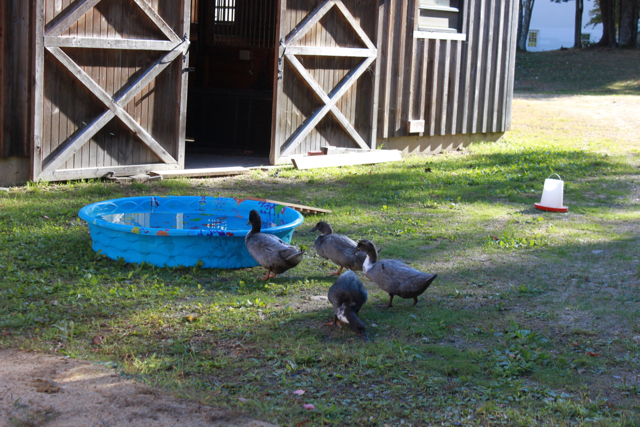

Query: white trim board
left=291, top=150, right=403, bottom=170
left=414, top=31, right=467, bottom=41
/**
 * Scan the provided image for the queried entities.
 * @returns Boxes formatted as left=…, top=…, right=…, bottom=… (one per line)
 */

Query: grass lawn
left=1, top=48, right=640, bottom=426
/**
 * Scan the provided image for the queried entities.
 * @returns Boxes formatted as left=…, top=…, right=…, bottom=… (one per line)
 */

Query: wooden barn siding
left=0, top=1, right=33, bottom=158
left=40, top=0, right=184, bottom=170
left=275, top=0, right=377, bottom=157
left=376, top=0, right=518, bottom=140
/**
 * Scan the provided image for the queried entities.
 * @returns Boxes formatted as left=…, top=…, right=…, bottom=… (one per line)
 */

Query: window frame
left=213, top=0, right=236, bottom=25
left=414, top=0, right=466, bottom=41
left=527, top=30, right=538, bottom=48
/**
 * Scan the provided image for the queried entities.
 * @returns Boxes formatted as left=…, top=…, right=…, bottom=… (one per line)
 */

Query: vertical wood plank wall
left=0, top=1, right=32, bottom=158
left=376, top=0, right=518, bottom=139
left=274, top=0, right=377, bottom=157
left=40, top=0, right=185, bottom=170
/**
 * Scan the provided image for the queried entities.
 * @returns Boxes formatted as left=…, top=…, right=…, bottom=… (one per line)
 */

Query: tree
left=587, top=0, right=639, bottom=47
left=517, top=0, right=537, bottom=51
left=553, top=0, right=584, bottom=49
left=596, top=0, right=618, bottom=46
left=618, top=0, right=639, bottom=47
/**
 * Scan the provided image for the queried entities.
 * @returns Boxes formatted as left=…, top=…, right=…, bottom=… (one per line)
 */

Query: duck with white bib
left=327, top=270, right=369, bottom=341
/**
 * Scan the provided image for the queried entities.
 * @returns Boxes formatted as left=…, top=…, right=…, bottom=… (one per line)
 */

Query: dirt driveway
left=0, top=349, right=275, bottom=427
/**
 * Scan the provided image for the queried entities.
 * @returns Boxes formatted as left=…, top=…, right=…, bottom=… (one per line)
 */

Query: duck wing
left=316, top=234, right=364, bottom=270
left=365, top=259, right=435, bottom=296
left=328, top=271, right=368, bottom=313
left=246, top=233, right=302, bottom=270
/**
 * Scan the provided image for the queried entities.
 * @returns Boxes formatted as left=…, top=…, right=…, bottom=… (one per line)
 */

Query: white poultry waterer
left=534, top=173, right=568, bottom=212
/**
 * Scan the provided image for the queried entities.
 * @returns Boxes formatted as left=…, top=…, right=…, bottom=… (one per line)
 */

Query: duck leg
left=413, top=297, right=419, bottom=306
left=329, top=266, right=344, bottom=276
left=259, top=269, right=275, bottom=281
left=387, top=294, right=395, bottom=308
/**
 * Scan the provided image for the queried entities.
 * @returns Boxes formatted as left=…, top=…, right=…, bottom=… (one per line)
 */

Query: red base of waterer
left=534, top=203, right=568, bottom=212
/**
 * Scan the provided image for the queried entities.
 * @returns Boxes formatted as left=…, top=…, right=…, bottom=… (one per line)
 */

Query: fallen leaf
left=490, top=234, right=500, bottom=241
left=577, top=368, right=586, bottom=374
left=293, top=389, right=305, bottom=396
left=303, top=403, right=315, bottom=410
left=91, top=335, right=104, bottom=346
left=586, top=351, right=598, bottom=357
left=238, top=397, right=248, bottom=402
left=50, top=300, right=58, bottom=306
left=183, top=315, right=199, bottom=322
left=43, top=215, right=51, bottom=220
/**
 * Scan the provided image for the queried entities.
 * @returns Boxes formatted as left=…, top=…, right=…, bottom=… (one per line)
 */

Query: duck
left=355, top=239, right=437, bottom=307
left=245, top=210, right=304, bottom=280
left=327, top=270, right=369, bottom=341
left=309, top=221, right=366, bottom=275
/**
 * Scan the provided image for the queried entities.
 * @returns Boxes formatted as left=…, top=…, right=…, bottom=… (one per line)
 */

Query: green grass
left=515, top=48, right=640, bottom=94
left=2, top=52, right=640, bottom=425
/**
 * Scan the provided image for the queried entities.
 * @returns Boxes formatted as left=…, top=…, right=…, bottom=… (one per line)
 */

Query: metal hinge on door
left=277, top=38, right=286, bottom=80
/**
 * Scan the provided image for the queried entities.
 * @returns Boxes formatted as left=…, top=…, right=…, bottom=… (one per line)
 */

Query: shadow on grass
left=514, top=48, right=640, bottom=95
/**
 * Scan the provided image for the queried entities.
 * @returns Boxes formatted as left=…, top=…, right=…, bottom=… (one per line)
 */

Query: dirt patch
left=0, top=349, right=275, bottom=427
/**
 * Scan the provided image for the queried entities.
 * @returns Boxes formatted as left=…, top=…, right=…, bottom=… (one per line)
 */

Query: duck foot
left=413, top=297, right=419, bottom=306
left=329, top=266, right=344, bottom=276
left=327, top=316, right=342, bottom=327
left=258, top=270, right=276, bottom=281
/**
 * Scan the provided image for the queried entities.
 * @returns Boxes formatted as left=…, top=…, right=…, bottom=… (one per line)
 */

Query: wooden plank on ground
left=292, top=150, right=402, bottom=170
left=322, top=146, right=376, bottom=155
left=149, top=167, right=251, bottom=179
left=245, top=197, right=332, bottom=215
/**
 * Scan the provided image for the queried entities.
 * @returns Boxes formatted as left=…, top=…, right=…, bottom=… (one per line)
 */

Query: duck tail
left=424, top=274, right=437, bottom=288
left=286, top=250, right=304, bottom=265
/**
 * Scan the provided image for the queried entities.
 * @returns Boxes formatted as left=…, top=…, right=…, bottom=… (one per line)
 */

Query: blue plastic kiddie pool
left=78, top=196, right=304, bottom=268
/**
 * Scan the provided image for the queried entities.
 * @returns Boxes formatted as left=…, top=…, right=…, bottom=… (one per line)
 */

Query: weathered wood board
left=291, top=150, right=402, bottom=170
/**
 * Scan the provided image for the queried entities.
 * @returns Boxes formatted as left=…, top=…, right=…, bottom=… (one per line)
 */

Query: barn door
left=271, top=0, right=378, bottom=164
left=33, top=0, right=191, bottom=181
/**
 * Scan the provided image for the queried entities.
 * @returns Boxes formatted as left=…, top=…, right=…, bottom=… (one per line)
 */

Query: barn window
left=203, top=0, right=277, bottom=49
left=214, top=0, right=236, bottom=24
left=528, top=31, right=538, bottom=47
left=414, top=0, right=466, bottom=41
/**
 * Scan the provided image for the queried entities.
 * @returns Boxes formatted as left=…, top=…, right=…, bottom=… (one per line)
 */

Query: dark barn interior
left=186, top=0, right=278, bottom=162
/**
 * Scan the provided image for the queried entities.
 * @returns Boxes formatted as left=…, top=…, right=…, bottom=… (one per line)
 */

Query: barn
left=0, top=0, right=519, bottom=186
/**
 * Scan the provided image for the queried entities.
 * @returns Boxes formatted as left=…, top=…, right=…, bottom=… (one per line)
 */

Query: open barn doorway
left=185, top=0, right=278, bottom=169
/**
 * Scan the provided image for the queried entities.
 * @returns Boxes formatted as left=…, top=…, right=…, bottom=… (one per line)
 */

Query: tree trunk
left=517, top=0, right=536, bottom=51
left=619, top=0, right=639, bottom=47
left=597, top=0, right=618, bottom=47
left=574, top=0, right=584, bottom=48
left=517, top=0, right=524, bottom=50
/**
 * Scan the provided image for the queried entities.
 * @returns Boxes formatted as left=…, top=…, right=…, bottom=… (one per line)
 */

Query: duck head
left=344, top=310, right=369, bottom=342
left=309, top=221, right=332, bottom=235
left=247, top=210, right=262, bottom=233
left=356, top=239, right=378, bottom=263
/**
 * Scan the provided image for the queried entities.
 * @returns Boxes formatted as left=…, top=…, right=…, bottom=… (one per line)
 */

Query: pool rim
left=78, top=196, right=305, bottom=237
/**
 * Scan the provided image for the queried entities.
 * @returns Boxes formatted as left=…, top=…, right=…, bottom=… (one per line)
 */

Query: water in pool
left=99, top=212, right=277, bottom=231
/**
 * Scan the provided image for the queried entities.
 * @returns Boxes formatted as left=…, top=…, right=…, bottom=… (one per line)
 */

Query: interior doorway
left=185, top=0, right=278, bottom=168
